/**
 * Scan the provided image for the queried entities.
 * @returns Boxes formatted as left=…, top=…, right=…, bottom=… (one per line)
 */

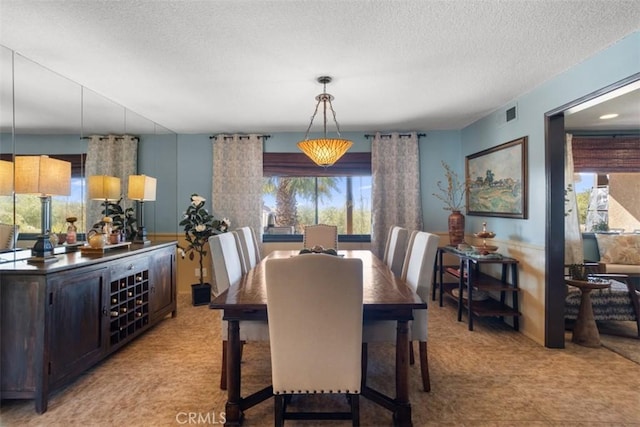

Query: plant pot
left=448, top=210, right=465, bottom=246
left=191, top=283, right=212, bottom=306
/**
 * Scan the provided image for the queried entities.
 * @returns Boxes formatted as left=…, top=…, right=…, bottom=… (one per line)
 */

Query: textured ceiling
left=1, top=0, right=639, bottom=134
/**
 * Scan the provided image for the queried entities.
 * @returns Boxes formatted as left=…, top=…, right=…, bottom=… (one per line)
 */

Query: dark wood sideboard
left=0, top=241, right=177, bottom=413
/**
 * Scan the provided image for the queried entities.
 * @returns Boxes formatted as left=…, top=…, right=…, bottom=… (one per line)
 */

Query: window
left=263, top=153, right=371, bottom=237
left=1, top=154, right=86, bottom=235
left=572, top=136, right=640, bottom=233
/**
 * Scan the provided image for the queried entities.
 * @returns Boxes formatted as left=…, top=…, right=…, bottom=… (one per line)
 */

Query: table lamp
left=0, top=159, right=13, bottom=196
left=15, top=155, right=71, bottom=262
left=128, top=174, right=156, bottom=245
left=88, top=175, right=121, bottom=217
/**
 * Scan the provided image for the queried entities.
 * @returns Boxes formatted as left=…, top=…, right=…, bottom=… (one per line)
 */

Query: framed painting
left=465, top=136, right=528, bottom=219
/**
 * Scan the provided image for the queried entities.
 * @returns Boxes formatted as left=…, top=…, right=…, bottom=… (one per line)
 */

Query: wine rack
left=108, top=266, right=150, bottom=347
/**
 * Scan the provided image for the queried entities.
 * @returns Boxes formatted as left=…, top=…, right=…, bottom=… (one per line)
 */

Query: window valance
left=263, top=152, right=371, bottom=177
left=572, top=136, right=640, bottom=173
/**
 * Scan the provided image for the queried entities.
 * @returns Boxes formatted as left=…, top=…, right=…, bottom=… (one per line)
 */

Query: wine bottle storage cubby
left=109, top=269, right=150, bottom=346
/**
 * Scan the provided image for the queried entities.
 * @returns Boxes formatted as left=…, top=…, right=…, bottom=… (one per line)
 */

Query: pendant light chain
left=297, top=75, right=353, bottom=167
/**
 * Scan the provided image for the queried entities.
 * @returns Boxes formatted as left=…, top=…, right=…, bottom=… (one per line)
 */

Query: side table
left=566, top=278, right=611, bottom=347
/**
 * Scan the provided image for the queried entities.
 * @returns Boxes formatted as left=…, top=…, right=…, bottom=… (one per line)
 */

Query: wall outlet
left=195, top=268, right=208, bottom=278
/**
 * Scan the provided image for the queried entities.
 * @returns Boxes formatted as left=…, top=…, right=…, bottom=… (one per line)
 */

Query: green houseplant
left=93, top=198, right=137, bottom=242
left=178, top=194, right=230, bottom=301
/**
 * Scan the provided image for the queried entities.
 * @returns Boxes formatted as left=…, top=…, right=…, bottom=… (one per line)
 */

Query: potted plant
left=432, top=161, right=469, bottom=246
left=178, top=194, right=230, bottom=305
left=95, top=198, right=137, bottom=242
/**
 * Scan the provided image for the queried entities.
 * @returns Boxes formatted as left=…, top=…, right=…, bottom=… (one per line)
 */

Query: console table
left=434, top=246, right=521, bottom=331
left=0, top=241, right=177, bottom=413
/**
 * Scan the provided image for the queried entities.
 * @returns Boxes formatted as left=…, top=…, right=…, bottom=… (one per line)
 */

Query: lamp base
left=30, top=234, right=58, bottom=260
left=132, top=226, right=151, bottom=245
left=27, top=255, right=59, bottom=264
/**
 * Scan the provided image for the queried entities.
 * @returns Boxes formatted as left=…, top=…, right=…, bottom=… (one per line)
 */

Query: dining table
left=209, top=249, right=427, bottom=427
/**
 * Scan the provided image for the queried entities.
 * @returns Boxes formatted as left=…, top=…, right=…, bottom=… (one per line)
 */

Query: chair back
left=401, top=230, right=440, bottom=340
left=383, top=226, right=409, bottom=277
left=303, top=224, right=338, bottom=250
left=208, top=232, right=245, bottom=297
left=0, top=223, right=18, bottom=250
left=235, top=226, right=261, bottom=273
left=265, top=253, right=363, bottom=394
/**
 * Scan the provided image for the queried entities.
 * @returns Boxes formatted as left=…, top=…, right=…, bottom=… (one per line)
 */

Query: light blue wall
left=8, top=31, right=639, bottom=239
left=459, top=31, right=640, bottom=247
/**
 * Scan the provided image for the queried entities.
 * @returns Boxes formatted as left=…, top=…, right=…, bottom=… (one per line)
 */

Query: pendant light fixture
left=297, top=76, right=353, bottom=167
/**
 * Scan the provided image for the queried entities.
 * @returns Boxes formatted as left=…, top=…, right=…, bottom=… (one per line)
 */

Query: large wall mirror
left=0, top=44, right=177, bottom=261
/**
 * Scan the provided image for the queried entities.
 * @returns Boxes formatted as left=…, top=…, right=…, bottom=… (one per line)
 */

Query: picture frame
left=465, top=136, right=528, bottom=219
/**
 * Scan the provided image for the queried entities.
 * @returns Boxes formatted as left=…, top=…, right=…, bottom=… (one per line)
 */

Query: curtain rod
left=81, top=136, right=139, bottom=141
left=364, top=133, right=426, bottom=139
left=571, top=133, right=639, bottom=138
left=209, top=134, right=271, bottom=140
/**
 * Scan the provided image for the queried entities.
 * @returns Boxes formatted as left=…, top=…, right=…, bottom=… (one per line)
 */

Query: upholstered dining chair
left=382, top=226, right=410, bottom=277
left=234, top=226, right=261, bottom=274
left=0, top=223, right=18, bottom=250
left=265, top=253, right=363, bottom=426
left=362, top=230, right=440, bottom=392
left=303, top=224, right=338, bottom=250
left=209, top=232, right=269, bottom=390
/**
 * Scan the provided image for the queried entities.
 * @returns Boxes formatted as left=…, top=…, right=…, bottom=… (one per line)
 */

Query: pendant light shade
left=297, top=76, right=353, bottom=167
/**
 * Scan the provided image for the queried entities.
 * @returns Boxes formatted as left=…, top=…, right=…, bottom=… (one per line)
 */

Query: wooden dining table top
left=210, top=249, right=427, bottom=314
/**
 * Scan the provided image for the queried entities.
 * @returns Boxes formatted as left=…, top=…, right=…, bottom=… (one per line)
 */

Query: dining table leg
left=394, top=319, right=412, bottom=427
left=224, top=319, right=243, bottom=426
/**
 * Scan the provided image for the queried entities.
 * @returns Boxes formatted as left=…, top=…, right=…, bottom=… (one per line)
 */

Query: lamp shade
left=15, top=155, right=71, bottom=196
left=0, top=160, right=13, bottom=196
left=297, top=138, right=353, bottom=167
left=128, top=175, right=156, bottom=201
left=88, top=175, right=121, bottom=200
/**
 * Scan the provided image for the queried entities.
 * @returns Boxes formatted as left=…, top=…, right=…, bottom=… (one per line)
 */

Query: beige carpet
left=598, top=321, right=640, bottom=365
left=2, top=295, right=640, bottom=426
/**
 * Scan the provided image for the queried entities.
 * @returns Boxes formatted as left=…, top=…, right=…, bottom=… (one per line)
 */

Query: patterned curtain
left=565, top=133, right=583, bottom=265
left=212, top=134, right=264, bottom=248
left=371, top=132, right=423, bottom=258
left=85, top=135, right=138, bottom=231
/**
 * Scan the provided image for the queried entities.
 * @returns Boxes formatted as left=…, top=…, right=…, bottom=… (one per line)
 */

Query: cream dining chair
left=382, top=225, right=410, bottom=277
left=303, top=224, right=338, bottom=250
left=209, top=232, right=269, bottom=390
left=265, top=253, right=363, bottom=426
left=234, top=226, right=261, bottom=274
left=362, top=230, right=440, bottom=392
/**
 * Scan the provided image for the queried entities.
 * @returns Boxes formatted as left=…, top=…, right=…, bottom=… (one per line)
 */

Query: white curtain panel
left=85, top=134, right=138, bottom=231
left=564, top=133, right=583, bottom=265
left=212, top=134, right=264, bottom=247
left=371, top=132, right=423, bottom=259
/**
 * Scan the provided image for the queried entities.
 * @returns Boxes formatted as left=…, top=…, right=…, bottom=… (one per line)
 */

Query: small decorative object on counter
left=65, top=217, right=77, bottom=244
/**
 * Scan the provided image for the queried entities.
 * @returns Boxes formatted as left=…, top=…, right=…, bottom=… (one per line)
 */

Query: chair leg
left=361, top=343, right=368, bottom=388
left=351, top=394, right=360, bottom=427
left=418, top=340, right=430, bottom=392
left=220, top=340, right=227, bottom=390
left=274, top=394, right=284, bottom=427
left=409, top=340, right=415, bottom=365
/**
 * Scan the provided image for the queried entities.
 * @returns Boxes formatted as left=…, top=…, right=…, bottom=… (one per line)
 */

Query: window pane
left=263, top=176, right=371, bottom=235
left=15, top=176, right=85, bottom=235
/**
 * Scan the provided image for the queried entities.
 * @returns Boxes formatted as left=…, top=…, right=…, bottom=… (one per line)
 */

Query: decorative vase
left=448, top=210, right=465, bottom=246
left=191, top=283, right=212, bottom=306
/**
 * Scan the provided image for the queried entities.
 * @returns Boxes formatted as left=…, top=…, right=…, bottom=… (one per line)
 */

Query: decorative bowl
left=474, top=231, right=496, bottom=239
left=472, top=244, right=498, bottom=255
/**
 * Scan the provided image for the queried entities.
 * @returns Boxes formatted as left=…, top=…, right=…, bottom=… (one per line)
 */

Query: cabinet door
left=150, top=246, right=176, bottom=321
left=48, top=267, right=108, bottom=387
